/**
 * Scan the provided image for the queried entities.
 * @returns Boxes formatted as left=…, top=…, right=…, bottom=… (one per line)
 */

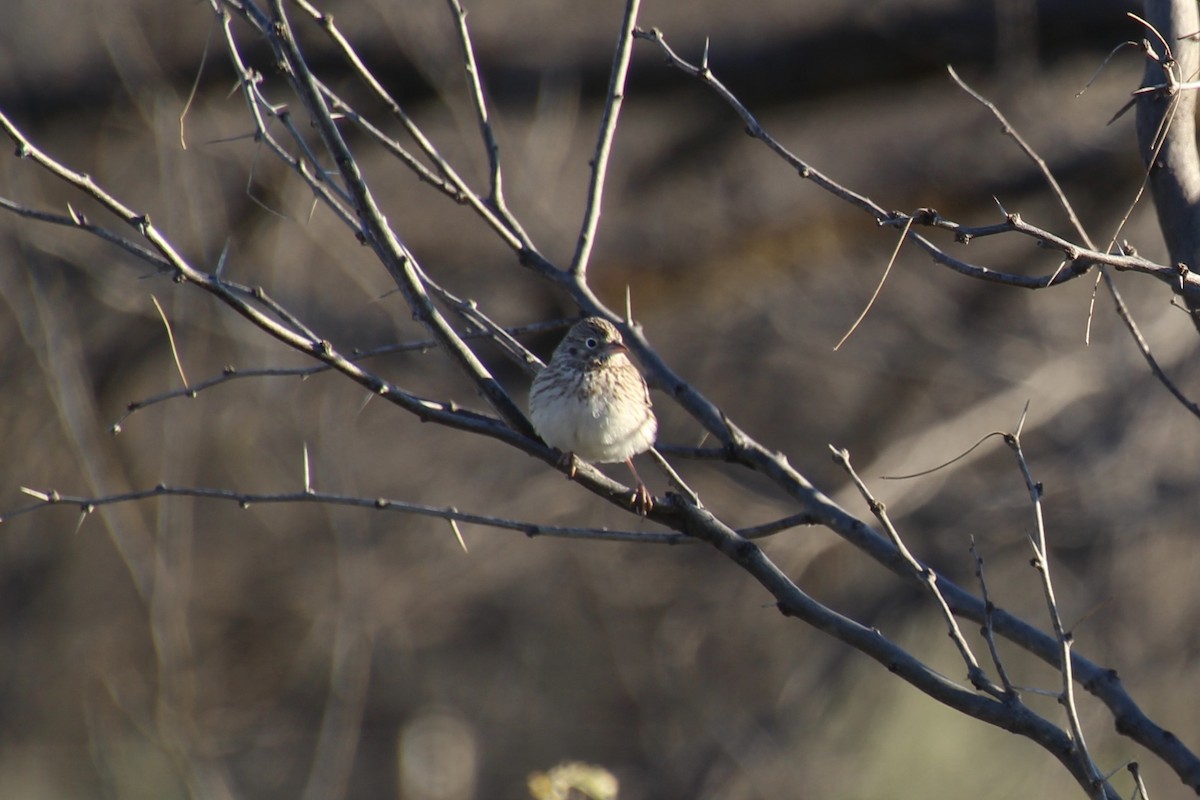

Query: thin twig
left=646, top=447, right=701, bottom=507
left=291, top=0, right=546, bottom=266
left=1, top=484, right=687, bottom=544
left=261, top=0, right=536, bottom=436
left=1100, top=268, right=1200, bottom=419
left=882, top=431, right=1008, bottom=480
left=1130, top=762, right=1151, bottom=800
left=179, top=15, right=214, bottom=149
left=948, top=61, right=1200, bottom=419
left=834, top=215, right=911, bottom=350
left=947, top=65, right=1092, bottom=246
left=969, top=537, right=1016, bottom=696
left=634, top=28, right=1182, bottom=302
left=1002, top=410, right=1107, bottom=792
left=111, top=320, right=569, bottom=431
left=668, top=494, right=1113, bottom=797
left=830, top=446, right=1003, bottom=699
left=417, top=264, right=549, bottom=376
left=0, top=101, right=553, bottom=454
left=446, top=0, right=504, bottom=205
left=570, top=0, right=642, bottom=277
left=213, top=4, right=359, bottom=227
left=150, top=295, right=190, bottom=391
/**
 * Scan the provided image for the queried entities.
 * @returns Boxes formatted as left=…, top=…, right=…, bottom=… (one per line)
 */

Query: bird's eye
left=584, top=337, right=599, bottom=349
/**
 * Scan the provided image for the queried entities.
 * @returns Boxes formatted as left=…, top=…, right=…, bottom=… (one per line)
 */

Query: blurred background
left=1, top=0, right=1198, bottom=798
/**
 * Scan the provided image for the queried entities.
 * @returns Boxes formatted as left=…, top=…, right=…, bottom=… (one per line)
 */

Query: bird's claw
left=558, top=451, right=652, bottom=515
left=558, top=451, right=579, bottom=480
left=632, top=482, right=654, bottom=516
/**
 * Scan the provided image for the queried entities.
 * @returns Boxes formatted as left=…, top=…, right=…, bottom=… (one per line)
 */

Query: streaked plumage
left=529, top=317, right=657, bottom=512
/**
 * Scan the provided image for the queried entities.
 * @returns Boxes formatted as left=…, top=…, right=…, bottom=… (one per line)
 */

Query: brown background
left=1, top=1, right=1197, bottom=798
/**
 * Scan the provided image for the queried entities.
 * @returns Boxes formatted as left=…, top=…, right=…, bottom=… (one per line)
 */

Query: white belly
left=529, top=368, right=656, bottom=464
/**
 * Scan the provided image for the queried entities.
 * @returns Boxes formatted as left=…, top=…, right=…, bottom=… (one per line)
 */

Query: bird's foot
left=631, top=482, right=654, bottom=516
left=558, top=451, right=579, bottom=480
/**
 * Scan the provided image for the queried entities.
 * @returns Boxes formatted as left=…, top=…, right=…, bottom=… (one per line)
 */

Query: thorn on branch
left=21, top=487, right=57, bottom=503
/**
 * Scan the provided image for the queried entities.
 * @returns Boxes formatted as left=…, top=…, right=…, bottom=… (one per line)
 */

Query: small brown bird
left=529, top=317, right=658, bottom=514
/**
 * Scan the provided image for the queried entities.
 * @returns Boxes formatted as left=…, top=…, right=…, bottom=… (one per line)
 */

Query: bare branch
left=245, top=0, right=535, bottom=436
left=446, top=0, right=505, bottom=205
left=832, top=446, right=1003, bottom=699
left=670, top=495, right=1119, bottom=799
left=1099, top=267, right=1200, bottom=421
left=834, top=215, right=910, bottom=351
left=290, top=0, right=548, bottom=267
left=948, top=65, right=1093, bottom=249
left=969, top=538, right=1016, bottom=696
left=150, top=295, right=190, bottom=391
left=570, top=0, right=642, bottom=277
left=0, top=482, right=807, bottom=547
left=111, top=320, right=569, bottom=430
left=1137, top=0, right=1200, bottom=329
left=1002, top=419, right=1106, bottom=792
left=946, top=66, right=1200, bottom=419
left=3, top=3, right=1198, bottom=795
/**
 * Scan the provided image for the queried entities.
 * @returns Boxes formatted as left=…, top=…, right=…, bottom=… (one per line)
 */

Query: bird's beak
left=605, top=341, right=630, bottom=357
